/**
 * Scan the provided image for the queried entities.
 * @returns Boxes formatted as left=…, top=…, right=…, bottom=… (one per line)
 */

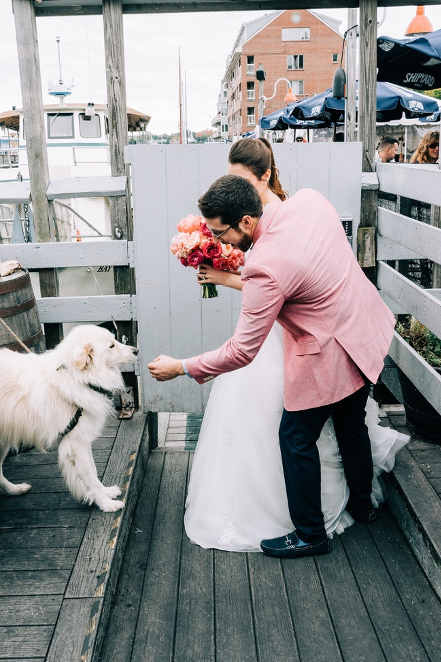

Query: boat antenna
left=56, top=36, right=63, bottom=85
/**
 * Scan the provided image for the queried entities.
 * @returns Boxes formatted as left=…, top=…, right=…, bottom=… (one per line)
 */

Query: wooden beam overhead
left=33, top=0, right=441, bottom=17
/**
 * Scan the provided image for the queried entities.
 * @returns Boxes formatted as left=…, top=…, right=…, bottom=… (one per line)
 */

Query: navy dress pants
left=279, top=383, right=373, bottom=543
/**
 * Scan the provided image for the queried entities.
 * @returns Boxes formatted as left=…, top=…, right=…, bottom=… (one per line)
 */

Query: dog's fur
left=0, top=325, right=138, bottom=512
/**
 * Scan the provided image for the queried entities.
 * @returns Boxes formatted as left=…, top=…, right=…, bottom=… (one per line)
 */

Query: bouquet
left=170, top=214, right=245, bottom=298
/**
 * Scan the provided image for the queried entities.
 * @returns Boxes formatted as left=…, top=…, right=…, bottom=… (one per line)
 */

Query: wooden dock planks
left=102, top=443, right=441, bottom=662
left=0, top=411, right=148, bottom=662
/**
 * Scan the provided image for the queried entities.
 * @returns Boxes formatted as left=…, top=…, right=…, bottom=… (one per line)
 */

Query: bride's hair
left=228, top=138, right=288, bottom=201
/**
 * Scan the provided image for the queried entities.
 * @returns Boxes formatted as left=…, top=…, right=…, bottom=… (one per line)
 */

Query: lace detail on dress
left=328, top=428, right=342, bottom=460
left=218, top=498, right=239, bottom=548
left=224, top=426, right=233, bottom=447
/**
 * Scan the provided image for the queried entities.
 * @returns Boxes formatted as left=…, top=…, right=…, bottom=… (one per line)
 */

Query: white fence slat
left=377, top=261, right=441, bottom=338
left=379, top=291, right=408, bottom=315
left=377, top=236, right=424, bottom=261
left=0, top=181, right=31, bottom=203
left=0, top=240, right=129, bottom=268
left=389, top=331, right=441, bottom=415
left=36, top=295, right=134, bottom=323
left=377, top=163, right=441, bottom=207
left=46, top=176, right=127, bottom=199
left=378, top=207, right=441, bottom=264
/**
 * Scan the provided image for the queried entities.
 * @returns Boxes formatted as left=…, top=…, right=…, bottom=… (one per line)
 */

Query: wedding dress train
left=184, top=324, right=409, bottom=552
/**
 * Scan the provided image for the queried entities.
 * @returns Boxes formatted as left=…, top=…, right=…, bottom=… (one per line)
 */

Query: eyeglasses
left=428, top=143, right=439, bottom=149
left=209, top=218, right=242, bottom=239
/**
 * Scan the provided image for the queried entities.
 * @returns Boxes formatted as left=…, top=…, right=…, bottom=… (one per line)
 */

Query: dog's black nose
left=133, top=348, right=139, bottom=356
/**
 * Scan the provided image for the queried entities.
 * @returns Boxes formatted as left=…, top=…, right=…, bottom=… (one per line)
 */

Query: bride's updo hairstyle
left=228, top=137, right=288, bottom=201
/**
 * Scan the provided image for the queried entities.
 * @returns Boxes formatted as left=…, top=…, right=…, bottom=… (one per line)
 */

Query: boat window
left=105, top=116, right=109, bottom=138
left=47, top=113, right=74, bottom=139
left=79, top=113, right=101, bottom=138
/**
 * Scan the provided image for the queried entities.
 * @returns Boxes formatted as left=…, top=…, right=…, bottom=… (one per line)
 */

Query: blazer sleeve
left=185, top=264, right=285, bottom=384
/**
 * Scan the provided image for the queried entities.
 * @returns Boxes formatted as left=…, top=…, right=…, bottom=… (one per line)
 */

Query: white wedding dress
left=184, top=323, right=409, bottom=552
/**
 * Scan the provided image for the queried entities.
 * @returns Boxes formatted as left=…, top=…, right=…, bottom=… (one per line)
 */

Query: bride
left=184, top=138, right=409, bottom=553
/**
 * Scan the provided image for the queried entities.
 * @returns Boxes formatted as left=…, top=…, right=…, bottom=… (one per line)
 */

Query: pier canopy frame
left=32, top=0, right=441, bottom=15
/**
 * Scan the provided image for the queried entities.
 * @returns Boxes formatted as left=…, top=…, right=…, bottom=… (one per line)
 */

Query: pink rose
left=202, top=242, right=222, bottom=259
left=184, top=231, right=202, bottom=252
left=170, top=232, right=187, bottom=255
left=180, top=257, right=189, bottom=266
left=212, top=257, right=229, bottom=270
left=221, top=243, right=233, bottom=257
left=200, top=221, right=213, bottom=238
left=187, top=249, right=205, bottom=267
left=177, top=214, right=203, bottom=234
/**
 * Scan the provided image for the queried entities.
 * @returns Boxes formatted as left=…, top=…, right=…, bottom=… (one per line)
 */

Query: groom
left=148, top=175, right=396, bottom=558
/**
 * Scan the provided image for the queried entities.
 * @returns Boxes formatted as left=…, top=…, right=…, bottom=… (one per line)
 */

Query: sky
left=1, top=3, right=441, bottom=135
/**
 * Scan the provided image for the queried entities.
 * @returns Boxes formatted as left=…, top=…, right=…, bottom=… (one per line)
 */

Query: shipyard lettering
left=403, top=72, right=435, bottom=88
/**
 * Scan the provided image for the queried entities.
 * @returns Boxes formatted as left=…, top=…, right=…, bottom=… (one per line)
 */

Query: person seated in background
left=295, top=136, right=305, bottom=143
left=375, top=136, right=398, bottom=163
left=410, top=131, right=439, bottom=164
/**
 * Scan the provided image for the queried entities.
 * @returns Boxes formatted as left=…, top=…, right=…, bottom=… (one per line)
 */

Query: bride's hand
left=197, top=264, right=243, bottom=291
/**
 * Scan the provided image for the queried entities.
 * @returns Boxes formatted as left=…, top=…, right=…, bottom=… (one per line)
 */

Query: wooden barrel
left=0, top=269, right=45, bottom=353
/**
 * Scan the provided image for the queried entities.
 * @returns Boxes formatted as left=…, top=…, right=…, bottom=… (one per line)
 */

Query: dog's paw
left=5, top=482, right=32, bottom=495
left=98, top=498, right=125, bottom=512
left=103, top=485, right=122, bottom=499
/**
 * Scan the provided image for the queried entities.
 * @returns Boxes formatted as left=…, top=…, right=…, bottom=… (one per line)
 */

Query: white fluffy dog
left=0, top=325, right=138, bottom=512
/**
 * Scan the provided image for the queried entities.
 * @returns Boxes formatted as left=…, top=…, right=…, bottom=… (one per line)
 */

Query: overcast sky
left=1, top=4, right=440, bottom=135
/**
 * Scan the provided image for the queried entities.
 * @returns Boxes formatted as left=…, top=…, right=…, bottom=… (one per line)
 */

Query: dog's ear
left=72, top=343, right=94, bottom=371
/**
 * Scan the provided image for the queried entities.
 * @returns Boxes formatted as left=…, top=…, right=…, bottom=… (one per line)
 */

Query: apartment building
left=220, top=10, right=343, bottom=139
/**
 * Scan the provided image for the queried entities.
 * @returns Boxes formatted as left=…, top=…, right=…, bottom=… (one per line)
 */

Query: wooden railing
left=376, top=163, right=441, bottom=414
left=0, top=175, right=138, bottom=376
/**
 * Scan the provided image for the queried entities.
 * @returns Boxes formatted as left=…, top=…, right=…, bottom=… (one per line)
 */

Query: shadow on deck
left=1, top=410, right=441, bottom=662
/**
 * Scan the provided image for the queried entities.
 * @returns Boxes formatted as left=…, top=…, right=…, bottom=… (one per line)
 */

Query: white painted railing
left=377, top=163, right=441, bottom=414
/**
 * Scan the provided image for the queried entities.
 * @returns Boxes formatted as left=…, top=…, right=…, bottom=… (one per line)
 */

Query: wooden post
left=358, top=0, right=378, bottom=283
left=12, top=0, right=62, bottom=348
left=345, top=8, right=358, bottom=143
left=102, top=0, right=138, bottom=406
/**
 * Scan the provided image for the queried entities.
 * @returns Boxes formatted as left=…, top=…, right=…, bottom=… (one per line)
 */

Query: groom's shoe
left=260, top=532, right=331, bottom=559
left=346, top=507, right=378, bottom=524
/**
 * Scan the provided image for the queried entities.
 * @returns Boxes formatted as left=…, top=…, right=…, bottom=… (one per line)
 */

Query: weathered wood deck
left=100, top=411, right=441, bottom=662
left=2, top=409, right=441, bottom=662
left=0, top=412, right=148, bottom=662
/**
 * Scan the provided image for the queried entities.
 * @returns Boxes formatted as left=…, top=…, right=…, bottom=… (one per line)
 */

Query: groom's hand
left=148, top=355, right=185, bottom=381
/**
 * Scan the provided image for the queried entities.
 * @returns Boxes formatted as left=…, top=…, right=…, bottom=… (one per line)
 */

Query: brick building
left=220, top=10, right=344, bottom=139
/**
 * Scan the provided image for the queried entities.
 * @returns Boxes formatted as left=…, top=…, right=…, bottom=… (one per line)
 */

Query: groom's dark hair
left=198, top=174, right=262, bottom=226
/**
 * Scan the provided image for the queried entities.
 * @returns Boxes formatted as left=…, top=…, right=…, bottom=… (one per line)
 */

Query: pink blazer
left=186, top=189, right=395, bottom=411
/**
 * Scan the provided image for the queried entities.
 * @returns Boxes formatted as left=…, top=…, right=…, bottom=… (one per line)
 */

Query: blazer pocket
left=294, top=339, right=321, bottom=356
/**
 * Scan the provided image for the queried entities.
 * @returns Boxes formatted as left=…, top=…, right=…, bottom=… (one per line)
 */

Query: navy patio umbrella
left=260, top=104, right=333, bottom=130
left=377, top=29, right=441, bottom=91
left=290, top=82, right=439, bottom=124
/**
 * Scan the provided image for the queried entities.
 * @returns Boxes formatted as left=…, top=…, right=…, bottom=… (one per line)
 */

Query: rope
left=0, top=316, right=32, bottom=353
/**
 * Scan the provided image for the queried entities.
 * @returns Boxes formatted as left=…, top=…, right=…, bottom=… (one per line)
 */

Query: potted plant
left=395, top=317, right=441, bottom=444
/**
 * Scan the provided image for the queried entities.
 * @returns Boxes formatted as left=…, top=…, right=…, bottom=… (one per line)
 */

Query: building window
left=221, top=107, right=228, bottom=116
left=332, top=53, right=339, bottom=63
left=287, top=55, right=304, bottom=70
left=290, top=80, right=304, bottom=95
left=79, top=113, right=101, bottom=138
left=222, top=124, right=228, bottom=133
left=282, top=28, right=310, bottom=41
left=246, top=55, right=255, bottom=75
left=47, top=113, right=74, bottom=139
left=247, top=82, right=255, bottom=101
left=247, top=107, right=255, bottom=125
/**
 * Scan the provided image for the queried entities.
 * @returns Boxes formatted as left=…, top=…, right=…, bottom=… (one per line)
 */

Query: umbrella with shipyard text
left=377, top=29, right=441, bottom=91
left=289, top=81, right=440, bottom=124
left=260, top=103, right=334, bottom=130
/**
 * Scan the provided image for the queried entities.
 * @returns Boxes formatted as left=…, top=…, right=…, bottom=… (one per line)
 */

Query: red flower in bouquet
left=170, top=214, right=246, bottom=299
left=202, top=241, right=222, bottom=260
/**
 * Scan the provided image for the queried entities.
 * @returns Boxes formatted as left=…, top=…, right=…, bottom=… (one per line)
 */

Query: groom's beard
left=233, top=232, right=253, bottom=253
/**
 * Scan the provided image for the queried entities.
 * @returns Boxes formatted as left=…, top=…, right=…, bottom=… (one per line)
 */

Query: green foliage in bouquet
left=395, top=317, right=441, bottom=368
